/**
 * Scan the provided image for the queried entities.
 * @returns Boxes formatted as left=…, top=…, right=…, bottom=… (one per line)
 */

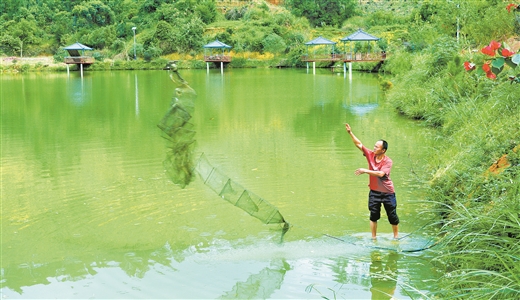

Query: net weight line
left=291, top=223, right=439, bottom=253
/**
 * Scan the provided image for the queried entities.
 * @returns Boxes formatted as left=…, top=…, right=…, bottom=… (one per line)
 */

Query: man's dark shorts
left=368, top=190, right=399, bottom=225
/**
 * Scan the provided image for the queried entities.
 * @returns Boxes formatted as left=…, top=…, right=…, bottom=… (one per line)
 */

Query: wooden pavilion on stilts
left=340, top=29, right=383, bottom=78
left=301, top=36, right=338, bottom=75
left=301, top=29, right=386, bottom=78
left=63, top=42, right=94, bottom=78
left=203, top=39, right=232, bottom=75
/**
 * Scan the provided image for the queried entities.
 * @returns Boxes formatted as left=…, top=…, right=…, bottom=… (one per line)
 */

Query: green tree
left=153, top=20, right=175, bottom=54
left=50, top=11, right=73, bottom=44
left=262, top=33, right=287, bottom=53
left=417, top=0, right=440, bottom=22
left=232, top=25, right=270, bottom=52
left=155, top=3, right=179, bottom=23
left=284, top=0, right=357, bottom=27
left=195, top=0, right=217, bottom=24
left=141, top=0, right=168, bottom=13
left=0, top=34, right=20, bottom=56
left=86, top=26, right=117, bottom=49
left=1, top=17, right=41, bottom=57
left=171, top=16, right=205, bottom=53
left=72, top=0, right=116, bottom=28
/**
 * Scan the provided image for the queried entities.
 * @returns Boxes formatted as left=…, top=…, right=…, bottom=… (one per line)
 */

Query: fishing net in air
left=158, top=62, right=287, bottom=227
left=157, top=103, right=196, bottom=188
left=157, top=63, right=197, bottom=188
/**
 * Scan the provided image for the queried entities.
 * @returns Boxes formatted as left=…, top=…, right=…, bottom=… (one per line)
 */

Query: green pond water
left=1, top=68, right=440, bottom=299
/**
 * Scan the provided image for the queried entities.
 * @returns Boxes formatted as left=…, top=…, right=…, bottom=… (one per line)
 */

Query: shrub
left=229, top=57, right=247, bottom=68
left=262, top=33, right=287, bottom=54
left=20, top=63, right=31, bottom=73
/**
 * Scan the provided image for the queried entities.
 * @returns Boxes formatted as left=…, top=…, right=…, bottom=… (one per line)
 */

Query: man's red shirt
left=362, top=145, right=395, bottom=194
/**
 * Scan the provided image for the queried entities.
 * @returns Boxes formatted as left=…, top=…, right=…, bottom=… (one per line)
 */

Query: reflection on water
left=135, top=74, right=139, bottom=116
left=345, top=77, right=380, bottom=116
left=67, top=76, right=92, bottom=106
left=1, top=69, right=439, bottom=298
left=221, top=260, right=290, bottom=299
left=370, top=250, right=398, bottom=299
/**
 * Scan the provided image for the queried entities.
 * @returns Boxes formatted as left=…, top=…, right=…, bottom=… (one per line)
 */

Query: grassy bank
left=384, top=39, right=520, bottom=298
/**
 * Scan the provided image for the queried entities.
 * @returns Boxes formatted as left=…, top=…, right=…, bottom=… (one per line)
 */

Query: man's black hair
left=380, top=139, right=388, bottom=151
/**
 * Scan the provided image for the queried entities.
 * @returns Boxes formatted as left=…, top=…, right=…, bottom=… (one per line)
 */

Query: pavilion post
left=80, top=63, right=83, bottom=78
left=313, top=61, right=315, bottom=75
left=207, top=62, right=209, bottom=74
left=220, top=62, right=223, bottom=75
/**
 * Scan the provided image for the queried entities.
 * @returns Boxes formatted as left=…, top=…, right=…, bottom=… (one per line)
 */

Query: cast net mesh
left=195, top=153, right=285, bottom=225
left=158, top=103, right=196, bottom=188
left=158, top=63, right=286, bottom=226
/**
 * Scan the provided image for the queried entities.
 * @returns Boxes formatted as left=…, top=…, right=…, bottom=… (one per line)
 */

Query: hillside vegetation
left=2, top=0, right=520, bottom=298
left=0, top=0, right=516, bottom=68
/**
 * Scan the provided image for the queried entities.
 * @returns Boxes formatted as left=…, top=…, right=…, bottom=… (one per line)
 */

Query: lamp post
left=456, top=4, right=460, bottom=43
left=132, top=26, right=137, bottom=60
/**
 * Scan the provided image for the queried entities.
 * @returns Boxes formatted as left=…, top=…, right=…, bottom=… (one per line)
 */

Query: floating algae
left=158, top=62, right=288, bottom=229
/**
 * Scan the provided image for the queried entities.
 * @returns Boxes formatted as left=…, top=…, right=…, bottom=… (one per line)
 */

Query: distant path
left=1, top=56, right=59, bottom=67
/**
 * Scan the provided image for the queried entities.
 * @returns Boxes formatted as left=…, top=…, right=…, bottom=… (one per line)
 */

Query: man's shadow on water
left=370, top=250, right=398, bottom=300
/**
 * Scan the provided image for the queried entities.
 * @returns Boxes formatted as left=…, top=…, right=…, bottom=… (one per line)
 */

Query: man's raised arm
left=345, top=123, right=363, bottom=151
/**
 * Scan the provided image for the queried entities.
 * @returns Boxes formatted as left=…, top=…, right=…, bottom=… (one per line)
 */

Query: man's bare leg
left=370, top=221, right=377, bottom=239
left=392, top=224, right=399, bottom=239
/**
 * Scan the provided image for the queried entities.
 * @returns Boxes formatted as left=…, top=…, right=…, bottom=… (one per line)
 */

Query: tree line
left=0, top=0, right=361, bottom=61
left=3, top=0, right=517, bottom=63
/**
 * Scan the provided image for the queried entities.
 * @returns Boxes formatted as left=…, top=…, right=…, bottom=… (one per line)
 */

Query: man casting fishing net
left=345, top=123, right=399, bottom=239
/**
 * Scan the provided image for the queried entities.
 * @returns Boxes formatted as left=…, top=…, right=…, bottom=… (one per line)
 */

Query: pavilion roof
left=305, top=36, right=336, bottom=45
left=63, top=42, right=93, bottom=57
left=203, top=39, right=232, bottom=49
left=63, top=42, right=93, bottom=50
left=341, top=29, right=380, bottom=42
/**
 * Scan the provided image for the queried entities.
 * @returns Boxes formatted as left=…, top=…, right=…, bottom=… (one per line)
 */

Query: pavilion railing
left=301, top=52, right=387, bottom=62
left=204, top=55, right=232, bottom=62
left=64, top=56, right=95, bottom=64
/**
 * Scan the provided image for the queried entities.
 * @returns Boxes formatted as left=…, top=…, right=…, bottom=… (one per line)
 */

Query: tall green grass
left=426, top=197, right=520, bottom=299
left=385, top=38, right=520, bottom=299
